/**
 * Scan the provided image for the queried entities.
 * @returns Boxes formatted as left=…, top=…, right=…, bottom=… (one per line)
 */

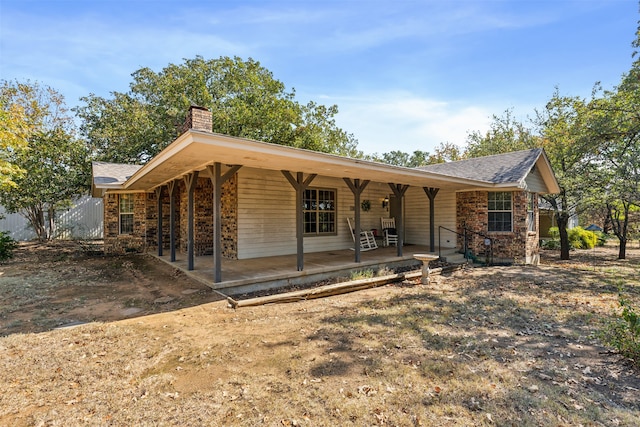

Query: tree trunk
left=47, top=206, right=56, bottom=240
left=618, top=237, right=627, bottom=259
left=22, top=205, right=48, bottom=241
left=556, top=212, right=570, bottom=260
left=608, top=201, right=630, bottom=260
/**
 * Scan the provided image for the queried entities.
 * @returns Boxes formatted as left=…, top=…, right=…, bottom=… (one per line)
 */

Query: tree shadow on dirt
left=306, top=260, right=640, bottom=423
left=0, top=243, right=225, bottom=336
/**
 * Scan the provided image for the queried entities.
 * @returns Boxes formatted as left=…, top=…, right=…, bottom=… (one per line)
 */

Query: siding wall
left=524, top=167, right=547, bottom=193
left=0, top=196, right=103, bottom=241
left=237, top=169, right=393, bottom=259
left=404, top=187, right=457, bottom=248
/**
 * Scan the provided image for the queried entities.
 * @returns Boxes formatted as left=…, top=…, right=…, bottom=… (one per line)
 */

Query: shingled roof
left=91, top=161, right=143, bottom=197
left=416, top=148, right=545, bottom=185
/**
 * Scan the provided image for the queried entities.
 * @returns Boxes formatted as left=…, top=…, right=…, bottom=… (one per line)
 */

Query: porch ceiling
left=124, top=130, right=494, bottom=191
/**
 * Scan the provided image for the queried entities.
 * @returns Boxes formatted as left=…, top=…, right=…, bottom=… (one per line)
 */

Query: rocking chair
left=347, top=218, right=378, bottom=251
left=380, top=217, right=398, bottom=247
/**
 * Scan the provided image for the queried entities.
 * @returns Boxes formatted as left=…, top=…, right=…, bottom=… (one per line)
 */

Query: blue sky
left=1, top=0, right=637, bottom=155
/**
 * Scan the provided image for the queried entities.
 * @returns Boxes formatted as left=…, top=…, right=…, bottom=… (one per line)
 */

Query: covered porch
left=152, top=244, right=455, bottom=296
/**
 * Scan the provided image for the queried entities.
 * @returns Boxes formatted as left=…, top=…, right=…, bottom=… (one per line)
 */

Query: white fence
left=0, top=196, right=103, bottom=241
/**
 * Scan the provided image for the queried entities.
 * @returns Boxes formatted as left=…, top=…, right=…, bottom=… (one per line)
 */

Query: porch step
left=439, top=248, right=468, bottom=265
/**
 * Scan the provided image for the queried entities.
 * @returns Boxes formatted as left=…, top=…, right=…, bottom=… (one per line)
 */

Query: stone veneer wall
left=456, top=190, right=539, bottom=264
left=103, top=193, right=147, bottom=254
left=220, top=173, right=238, bottom=259
left=177, top=175, right=238, bottom=259
left=144, top=188, right=181, bottom=252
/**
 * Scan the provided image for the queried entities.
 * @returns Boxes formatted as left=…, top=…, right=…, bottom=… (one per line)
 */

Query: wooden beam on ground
left=227, top=271, right=414, bottom=308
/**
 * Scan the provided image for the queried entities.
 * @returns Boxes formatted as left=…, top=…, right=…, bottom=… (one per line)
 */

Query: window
left=303, top=188, right=336, bottom=235
left=527, top=192, right=536, bottom=232
left=119, top=194, right=134, bottom=234
left=488, top=192, right=512, bottom=232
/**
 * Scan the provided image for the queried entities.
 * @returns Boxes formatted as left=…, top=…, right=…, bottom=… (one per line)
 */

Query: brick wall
left=177, top=175, right=238, bottom=259
left=177, top=106, right=212, bottom=135
left=456, top=190, right=539, bottom=264
left=103, top=193, right=147, bottom=254
left=221, top=173, right=238, bottom=259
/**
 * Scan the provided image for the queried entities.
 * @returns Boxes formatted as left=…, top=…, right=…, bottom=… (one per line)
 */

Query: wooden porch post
left=168, top=180, right=177, bottom=262
left=155, top=186, right=163, bottom=257
left=207, top=163, right=242, bottom=283
left=388, top=183, right=409, bottom=257
left=423, top=187, right=439, bottom=252
left=183, top=171, right=199, bottom=271
left=343, top=178, right=370, bottom=263
left=282, top=171, right=317, bottom=271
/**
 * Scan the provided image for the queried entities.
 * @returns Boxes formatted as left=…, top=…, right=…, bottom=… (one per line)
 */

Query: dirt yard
left=0, top=241, right=639, bottom=426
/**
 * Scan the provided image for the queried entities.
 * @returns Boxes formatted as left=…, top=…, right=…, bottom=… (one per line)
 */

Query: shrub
left=548, top=226, right=560, bottom=240
left=594, top=231, right=607, bottom=247
left=541, top=239, right=561, bottom=250
left=0, top=231, right=18, bottom=262
left=599, top=290, right=640, bottom=367
left=568, top=226, right=598, bottom=249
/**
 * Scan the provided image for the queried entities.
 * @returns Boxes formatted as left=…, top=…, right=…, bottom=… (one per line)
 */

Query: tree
left=0, top=80, right=88, bottom=240
left=368, top=150, right=434, bottom=167
left=0, top=85, right=31, bottom=190
left=465, top=109, right=539, bottom=158
left=429, top=142, right=464, bottom=163
left=588, top=83, right=640, bottom=258
left=76, top=56, right=358, bottom=162
left=535, top=91, right=594, bottom=260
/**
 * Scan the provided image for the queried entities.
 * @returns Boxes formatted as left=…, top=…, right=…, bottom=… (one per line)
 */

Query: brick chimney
left=179, top=105, right=212, bottom=135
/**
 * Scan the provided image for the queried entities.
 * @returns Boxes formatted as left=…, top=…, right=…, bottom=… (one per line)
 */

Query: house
left=91, top=106, right=560, bottom=289
left=538, top=198, right=579, bottom=238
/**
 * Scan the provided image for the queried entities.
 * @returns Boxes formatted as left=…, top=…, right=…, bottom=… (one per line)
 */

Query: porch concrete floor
left=152, top=244, right=444, bottom=296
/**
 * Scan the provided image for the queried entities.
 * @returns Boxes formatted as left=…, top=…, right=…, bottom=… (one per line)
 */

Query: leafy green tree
left=76, top=56, right=358, bottom=162
left=588, top=83, right=640, bottom=258
left=535, top=91, right=594, bottom=260
left=1, top=85, right=31, bottom=190
left=429, top=142, right=464, bottom=163
left=368, top=150, right=434, bottom=167
left=0, top=80, right=88, bottom=240
left=465, top=109, right=540, bottom=158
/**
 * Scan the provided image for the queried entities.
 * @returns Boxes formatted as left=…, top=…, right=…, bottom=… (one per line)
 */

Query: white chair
left=380, top=217, right=398, bottom=247
left=347, top=218, right=378, bottom=251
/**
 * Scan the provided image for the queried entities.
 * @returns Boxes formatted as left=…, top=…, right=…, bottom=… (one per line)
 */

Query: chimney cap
left=189, top=104, right=209, bottom=111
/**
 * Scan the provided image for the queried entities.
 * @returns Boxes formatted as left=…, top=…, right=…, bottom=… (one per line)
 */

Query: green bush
left=568, top=226, right=598, bottom=249
left=599, top=290, right=640, bottom=367
left=548, top=226, right=560, bottom=240
left=541, top=239, right=561, bottom=250
left=594, top=231, right=607, bottom=247
left=0, top=231, right=18, bottom=262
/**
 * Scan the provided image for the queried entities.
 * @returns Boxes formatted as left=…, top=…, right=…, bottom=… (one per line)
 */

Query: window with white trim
left=488, top=192, right=512, bottom=232
left=303, top=188, right=336, bottom=235
left=119, top=194, right=134, bottom=234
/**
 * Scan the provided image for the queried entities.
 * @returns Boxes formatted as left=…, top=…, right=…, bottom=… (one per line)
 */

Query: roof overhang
left=122, top=131, right=505, bottom=192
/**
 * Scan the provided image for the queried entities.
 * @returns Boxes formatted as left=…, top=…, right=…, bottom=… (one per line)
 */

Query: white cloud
left=326, top=92, right=494, bottom=155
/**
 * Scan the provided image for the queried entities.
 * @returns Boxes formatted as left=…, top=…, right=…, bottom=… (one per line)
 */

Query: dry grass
left=0, top=242, right=638, bottom=426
